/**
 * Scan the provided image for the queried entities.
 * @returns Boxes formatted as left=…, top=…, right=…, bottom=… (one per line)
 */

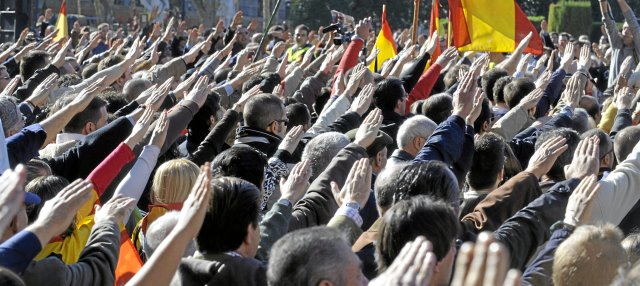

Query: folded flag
left=369, top=5, right=397, bottom=72
left=53, top=0, right=68, bottom=42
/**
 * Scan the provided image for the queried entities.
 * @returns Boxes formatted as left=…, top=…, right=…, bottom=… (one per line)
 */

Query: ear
left=209, top=115, right=216, bottom=127
left=602, top=154, right=610, bottom=168
left=482, top=121, right=490, bottom=132
left=83, top=121, right=96, bottom=135
left=375, top=151, right=384, bottom=167
left=412, top=136, right=423, bottom=150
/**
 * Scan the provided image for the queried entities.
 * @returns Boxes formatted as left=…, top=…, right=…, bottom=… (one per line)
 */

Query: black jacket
left=172, top=254, right=266, bottom=286
left=234, top=126, right=282, bottom=158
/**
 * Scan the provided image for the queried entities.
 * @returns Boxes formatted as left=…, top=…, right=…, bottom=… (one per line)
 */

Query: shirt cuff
left=335, top=205, right=363, bottom=227
left=126, top=115, right=136, bottom=126
left=560, top=105, right=574, bottom=118
left=223, top=83, right=234, bottom=96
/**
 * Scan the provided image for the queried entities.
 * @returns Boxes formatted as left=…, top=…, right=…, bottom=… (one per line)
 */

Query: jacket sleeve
left=255, top=202, right=293, bottom=262
left=598, top=103, right=618, bottom=133
left=21, top=221, right=120, bottom=286
left=160, top=100, right=200, bottom=155
left=494, top=178, right=579, bottom=269
left=283, top=67, right=305, bottom=99
left=490, top=106, right=532, bottom=140
left=590, top=141, right=640, bottom=225
left=522, top=228, right=573, bottom=286
left=400, top=52, right=431, bottom=94
left=413, top=115, right=465, bottom=164
left=306, top=95, right=351, bottom=136
left=0, top=230, right=42, bottom=274
left=326, top=112, right=363, bottom=134
left=261, top=56, right=279, bottom=73
left=603, top=12, right=623, bottom=49
left=13, top=64, right=61, bottom=101
left=188, top=109, right=240, bottom=166
left=405, top=63, right=443, bottom=114
left=332, top=39, right=364, bottom=95
left=622, top=9, right=640, bottom=58
left=114, top=145, right=160, bottom=219
left=292, top=71, right=329, bottom=112
left=86, top=143, right=135, bottom=198
left=288, top=143, right=367, bottom=231
left=150, top=57, right=188, bottom=85
left=45, top=116, right=134, bottom=182
left=6, top=124, right=47, bottom=168
left=610, top=108, right=632, bottom=138
left=328, top=215, right=364, bottom=246
left=461, top=172, right=541, bottom=232
left=535, top=69, right=566, bottom=118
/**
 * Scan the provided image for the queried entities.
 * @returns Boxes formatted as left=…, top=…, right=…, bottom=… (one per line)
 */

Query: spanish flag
left=369, top=5, right=397, bottom=72
left=448, top=0, right=543, bottom=55
left=429, top=0, right=441, bottom=62
left=53, top=0, right=68, bottom=42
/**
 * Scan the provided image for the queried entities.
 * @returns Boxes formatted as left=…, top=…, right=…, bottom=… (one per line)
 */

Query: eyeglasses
left=0, top=77, right=9, bottom=80
left=272, top=119, right=289, bottom=126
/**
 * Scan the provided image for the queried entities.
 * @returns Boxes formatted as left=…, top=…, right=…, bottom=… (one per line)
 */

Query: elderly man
left=388, top=115, right=437, bottom=168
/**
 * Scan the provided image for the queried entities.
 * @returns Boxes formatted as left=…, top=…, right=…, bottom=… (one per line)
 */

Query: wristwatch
left=277, top=198, right=292, bottom=208
left=345, top=201, right=360, bottom=211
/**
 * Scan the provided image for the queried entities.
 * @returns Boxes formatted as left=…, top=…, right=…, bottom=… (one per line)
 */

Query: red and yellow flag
left=369, top=5, right=397, bottom=72
left=53, top=0, right=68, bottom=42
left=448, top=0, right=543, bottom=55
left=115, top=230, right=143, bottom=286
left=429, top=0, right=441, bottom=62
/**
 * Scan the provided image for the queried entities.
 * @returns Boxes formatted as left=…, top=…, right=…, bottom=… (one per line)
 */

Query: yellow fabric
left=458, top=0, right=515, bottom=52
left=132, top=206, right=170, bottom=253
left=598, top=104, right=618, bottom=134
left=53, top=1, right=68, bottom=42
left=34, top=189, right=99, bottom=263
left=369, top=5, right=396, bottom=72
left=287, top=46, right=311, bottom=63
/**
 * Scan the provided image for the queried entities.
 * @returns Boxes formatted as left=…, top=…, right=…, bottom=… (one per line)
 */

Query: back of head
left=152, top=159, right=200, bottom=204
left=25, top=159, right=52, bottom=184
left=581, top=128, right=613, bottom=159
left=396, top=115, right=437, bottom=150
left=374, top=162, right=409, bottom=214
left=0, top=97, right=20, bottom=135
left=285, top=103, right=311, bottom=131
left=504, top=78, right=535, bottom=108
left=374, top=77, right=406, bottom=112
left=258, top=72, right=282, bottom=94
left=615, top=126, right=640, bottom=163
left=302, top=132, right=350, bottom=181
left=467, top=133, right=506, bottom=190
left=212, top=145, right=267, bottom=189
left=492, top=76, right=513, bottom=104
left=481, top=68, right=508, bottom=102
left=377, top=196, right=459, bottom=271
left=553, top=224, right=626, bottom=286
left=26, top=176, right=69, bottom=223
left=97, top=54, right=125, bottom=71
left=20, top=50, right=48, bottom=80
left=473, top=97, right=492, bottom=134
left=243, top=94, right=284, bottom=130
left=82, top=63, right=99, bottom=79
left=197, top=177, right=260, bottom=254
left=99, top=91, right=129, bottom=114
left=623, top=233, right=640, bottom=265
left=571, top=108, right=592, bottom=134
left=579, top=95, right=600, bottom=121
left=535, top=128, right=580, bottom=181
left=242, top=75, right=266, bottom=93
left=268, top=226, right=352, bottom=286
left=145, top=211, right=195, bottom=259
left=392, top=161, right=459, bottom=210
left=421, top=93, right=452, bottom=124
left=123, top=78, right=152, bottom=102
left=0, top=267, right=25, bottom=286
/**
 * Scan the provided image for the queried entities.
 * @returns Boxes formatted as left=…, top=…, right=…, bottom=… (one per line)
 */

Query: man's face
left=295, top=28, right=308, bottom=46
left=623, top=22, right=633, bottom=46
left=559, top=36, right=569, bottom=50
left=45, top=9, right=53, bottom=20
left=431, top=242, right=457, bottom=286
left=237, top=27, right=250, bottom=45
left=0, top=66, right=10, bottom=90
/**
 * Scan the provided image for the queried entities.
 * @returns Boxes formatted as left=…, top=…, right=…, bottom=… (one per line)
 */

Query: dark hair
left=25, top=159, right=52, bottom=184
left=374, top=77, right=406, bottom=112
left=186, top=91, right=222, bottom=153
left=0, top=267, right=25, bottom=286
left=243, top=94, right=284, bottom=130
left=25, top=176, right=69, bottom=223
left=212, top=145, right=267, bottom=189
left=615, top=126, right=640, bottom=163
left=481, top=68, right=508, bottom=102
left=268, top=227, right=351, bottom=286
left=82, top=63, right=99, bottom=79
left=214, top=68, right=232, bottom=84
left=294, top=24, right=310, bottom=34
left=467, top=133, right=505, bottom=190
left=503, top=144, right=523, bottom=182
left=377, top=196, right=459, bottom=271
left=571, top=108, right=591, bottom=134
left=20, top=50, right=48, bottom=80
left=535, top=128, right=581, bottom=181
left=58, top=74, right=83, bottom=87
left=313, top=87, right=332, bottom=116
left=421, top=93, right=452, bottom=124
left=392, top=161, right=459, bottom=210
left=473, top=97, right=492, bottom=133
left=242, top=75, right=266, bottom=93
left=444, top=65, right=467, bottom=89
left=97, top=54, right=125, bottom=71
left=99, top=91, right=129, bottom=114
left=504, top=78, right=535, bottom=108
left=285, top=103, right=311, bottom=131
left=258, top=72, right=282, bottom=94
left=52, top=96, right=107, bottom=133
left=196, top=177, right=260, bottom=254
left=581, top=128, right=613, bottom=159
left=579, top=96, right=601, bottom=121
left=493, top=76, right=513, bottom=104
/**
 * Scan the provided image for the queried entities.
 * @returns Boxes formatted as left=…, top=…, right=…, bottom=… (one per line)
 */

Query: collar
left=391, top=149, right=414, bottom=161
left=56, top=132, right=86, bottom=144
left=234, top=126, right=282, bottom=143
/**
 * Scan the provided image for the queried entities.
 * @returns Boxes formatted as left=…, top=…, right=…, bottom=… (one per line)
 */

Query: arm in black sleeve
left=400, top=52, right=431, bottom=94
left=188, top=109, right=241, bottom=166
left=326, top=112, right=363, bottom=134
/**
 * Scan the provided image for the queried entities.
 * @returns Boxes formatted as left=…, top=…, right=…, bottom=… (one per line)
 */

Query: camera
left=322, top=23, right=354, bottom=45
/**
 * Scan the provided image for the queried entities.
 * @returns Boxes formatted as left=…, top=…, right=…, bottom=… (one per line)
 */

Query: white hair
left=302, top=132, right=350, bottom=180
left=144, top=211, right=196, bottom=259
left=629, top=72, right=640, bottom=90
left=396, top=115, right=437, bottom=149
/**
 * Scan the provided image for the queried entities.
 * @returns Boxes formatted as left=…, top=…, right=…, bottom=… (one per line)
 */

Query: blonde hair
left=553, top=224, right=626, bottom=286
left=151, top=159, right=199, bottom=204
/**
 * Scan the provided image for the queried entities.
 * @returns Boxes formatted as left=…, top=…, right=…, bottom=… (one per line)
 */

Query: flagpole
left=412, top=0, right=421, bottom=45
left=254, top=0, right=283, bottom=63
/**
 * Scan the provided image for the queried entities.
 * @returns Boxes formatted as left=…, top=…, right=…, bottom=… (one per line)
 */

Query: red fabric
left=429, top=0, right=441, bottom=62
left=331, top=39, right=364, bottom=95
left=406, top=63, right=443, bottom=114
left=514, top=3, right=544, bottom=55
left=448, top=0, right=471, bottom=48
left=86, top=143, right=134, bottom=197
left=380, top=6, right=397, bottom=53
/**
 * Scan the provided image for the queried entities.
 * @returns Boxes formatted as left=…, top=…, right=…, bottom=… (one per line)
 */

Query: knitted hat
left=345, top=129, right=394, bottom=158
left=0, top=97, right=19, bottom=133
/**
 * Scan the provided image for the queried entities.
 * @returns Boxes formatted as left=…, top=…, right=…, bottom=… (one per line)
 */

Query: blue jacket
left=414, top=115, right=466, bottom=164
left=522, top=227, right=573, bottom=286
left=535, top=69, right=567, bottom=118
left=6, top=124, right=47, bottom=168
left=0, top=230, right=42, bottom=274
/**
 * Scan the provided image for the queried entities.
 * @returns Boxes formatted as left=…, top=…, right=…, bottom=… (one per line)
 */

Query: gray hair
left=572, top=108, right=591, bottom=134
left=0, top=97, right=20, bottom=136
left=123, top=78, right=152, bottom=102
left=302, top=132, right=350, bottom=181
left=396, top=115, right=437, bottom=149
left=144, top=211, right=196, bottom=259
left=268, top=227, right=350, bottom=286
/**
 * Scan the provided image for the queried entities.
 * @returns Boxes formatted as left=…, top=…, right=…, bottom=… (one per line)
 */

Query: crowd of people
left=3, top=0, right=640, bottom=285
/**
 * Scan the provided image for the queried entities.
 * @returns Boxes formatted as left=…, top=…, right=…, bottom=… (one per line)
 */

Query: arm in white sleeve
left=306, top=95, right=351, bottom=136
left=114, top=145, right=161, bottom=219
